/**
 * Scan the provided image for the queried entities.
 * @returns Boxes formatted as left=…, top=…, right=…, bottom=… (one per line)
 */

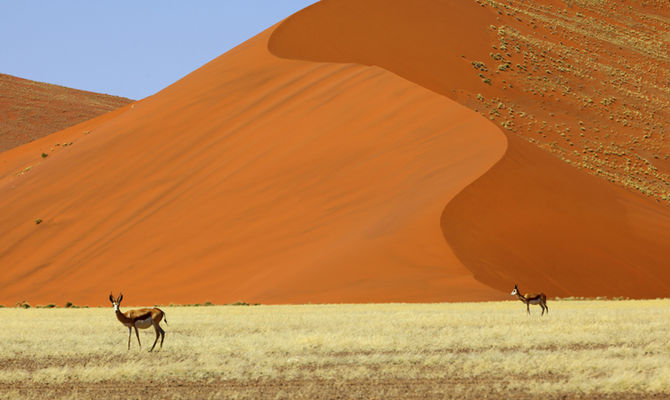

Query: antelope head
left=510, top=284, right=518, bottom=296
left=109, top=293, right=124, bottom=312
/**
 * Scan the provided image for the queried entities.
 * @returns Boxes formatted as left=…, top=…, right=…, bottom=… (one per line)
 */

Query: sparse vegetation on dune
left=1, top=300, right=669, bottom=399
left=469, top=0, right=670, bottom=203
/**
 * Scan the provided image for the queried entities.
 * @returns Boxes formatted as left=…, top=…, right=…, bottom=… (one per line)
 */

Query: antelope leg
left=134, top=325, right=142, bottom=349
left=149, top=323, right=160, bottom=352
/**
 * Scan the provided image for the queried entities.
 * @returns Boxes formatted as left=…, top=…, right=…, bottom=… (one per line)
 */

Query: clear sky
left=1, top=1, right=319, bottom=100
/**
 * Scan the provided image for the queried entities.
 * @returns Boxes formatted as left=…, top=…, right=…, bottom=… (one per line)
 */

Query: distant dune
left=0, top=74, right=133, bottom=152
left=1, top=0, right=669, bottom=306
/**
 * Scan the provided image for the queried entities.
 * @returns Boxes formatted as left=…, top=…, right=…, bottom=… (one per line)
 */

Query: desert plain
left=2, top=300, right=670, bottom=399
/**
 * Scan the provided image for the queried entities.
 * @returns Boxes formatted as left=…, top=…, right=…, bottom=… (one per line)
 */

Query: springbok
left=109, top=293, right=167, bottom=351
left=510, top=284, right=548, bottom=316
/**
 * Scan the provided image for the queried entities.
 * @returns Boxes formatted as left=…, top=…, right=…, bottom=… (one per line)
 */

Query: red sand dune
left=272, top=0, right=670, bottom=299
left=0, top=24, right=505, bottom=306
left=0, top=73, right=133, bottom=152
left=1, top=0, right=669, bottom=306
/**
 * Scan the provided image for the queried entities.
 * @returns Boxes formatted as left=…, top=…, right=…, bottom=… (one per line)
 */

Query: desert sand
left=1, top=0, right=668, bottom=306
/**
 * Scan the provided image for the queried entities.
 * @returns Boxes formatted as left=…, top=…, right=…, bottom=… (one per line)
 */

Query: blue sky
left=1, top=1, right=318, bottom=100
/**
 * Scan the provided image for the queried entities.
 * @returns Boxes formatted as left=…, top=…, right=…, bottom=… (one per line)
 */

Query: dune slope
left=0, top=25, right=505, bottom=306
left=442, top=135, right=670, bottom=298
left=270, top=0, right=670, bottom=298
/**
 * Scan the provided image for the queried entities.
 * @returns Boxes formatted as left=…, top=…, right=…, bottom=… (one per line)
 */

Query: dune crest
left=269, top=0, right=498, bottom=101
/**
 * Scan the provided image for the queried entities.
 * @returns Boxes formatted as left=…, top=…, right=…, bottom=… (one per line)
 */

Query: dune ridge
left=0, top=23, right=505, bottom=306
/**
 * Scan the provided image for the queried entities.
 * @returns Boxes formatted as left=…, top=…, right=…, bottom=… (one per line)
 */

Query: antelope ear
left=109, top=294, right=114, bottom=303
left=118, top=293, right=123, bottom=303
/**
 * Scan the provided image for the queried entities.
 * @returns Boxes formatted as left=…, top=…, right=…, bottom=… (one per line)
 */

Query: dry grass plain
left=1, top=300, right=669, bottom=399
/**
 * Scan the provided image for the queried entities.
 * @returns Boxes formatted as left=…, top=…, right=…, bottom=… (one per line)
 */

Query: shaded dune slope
left=0, top=25, right=505, bottom=305
left=268, top=0, right=498, bottom=101
left=271, top=0, right=670, bottom=298
left=443, top=135, right=670, bottom=298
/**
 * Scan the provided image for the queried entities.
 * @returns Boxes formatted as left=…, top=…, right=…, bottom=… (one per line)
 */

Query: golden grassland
left=1, top=300, right=669, bottom=399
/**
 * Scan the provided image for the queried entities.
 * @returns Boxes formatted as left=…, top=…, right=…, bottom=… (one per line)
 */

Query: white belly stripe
left=135, top=316, right=153, bottom=329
